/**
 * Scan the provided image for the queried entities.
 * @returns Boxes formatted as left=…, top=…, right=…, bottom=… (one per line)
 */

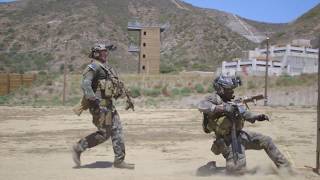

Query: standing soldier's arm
left=82, top=69, right=96, bottom=100
left=198, top=95, right=224, bottom=133
left=242, top=110, right=269, bottom=123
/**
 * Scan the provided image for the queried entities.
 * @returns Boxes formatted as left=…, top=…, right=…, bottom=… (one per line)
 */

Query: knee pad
left=84, top=131, right=107, bottom=148
left=226, top=156, right=246, bottom=172
left=261, top=136, right=273, bottom=148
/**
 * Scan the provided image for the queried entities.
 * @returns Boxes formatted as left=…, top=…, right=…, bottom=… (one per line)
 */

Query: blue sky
left=0, top=0, right=15, bottom=2
left=183, top=0, right=320, bottom=23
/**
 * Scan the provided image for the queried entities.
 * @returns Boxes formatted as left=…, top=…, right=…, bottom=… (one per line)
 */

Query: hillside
left=245, top=4, right=320, bottom=46
left=0, top=0, right=318, bottom=74
left=0, top=0, right=256, bottom=73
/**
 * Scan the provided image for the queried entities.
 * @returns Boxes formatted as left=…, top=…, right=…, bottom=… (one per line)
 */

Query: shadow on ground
left=79, top=161, right=113, bottom=169
left=196, top=161, right=226, bottom=176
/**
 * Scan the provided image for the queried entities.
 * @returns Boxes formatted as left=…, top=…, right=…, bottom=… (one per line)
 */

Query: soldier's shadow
left=80, top=161, right=113, bottom=169
left=196, top=161, right=267, bottom=176
left=196, top=161, right=226, bottom=176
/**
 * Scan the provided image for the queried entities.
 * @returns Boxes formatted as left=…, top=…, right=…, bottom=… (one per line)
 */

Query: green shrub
left=247, top=80, right=257, bottom=89
left=66, top=96, right=81, bottom=106
left=0, top=96, right=9, bottom=105
left=38, top=71, right=47, bottom=76
left=180, top=87, right=192, bottom=96
left=194, top=84, right=205, bottom=93
left=60, top=64, right=65, bottom=73
left=129, top=86, right=141, bottom=98
left=145, top=98, right=158, bottom=107
left=68, top=64, right=74, bottom=72
left=143, top=88, right=161, bottom=97
left=160, top=63, right=177, bottom=74
left=0, top=52, right=53, bottom=73
left=51, top=96, right=61, bottom=106
left=207, top=85, right=214, bottom=93
left=191, top=63, right=209, bottom=71
left=171, top=88, right=180, bottom=96
left=276, top=75, right=297, bottom=86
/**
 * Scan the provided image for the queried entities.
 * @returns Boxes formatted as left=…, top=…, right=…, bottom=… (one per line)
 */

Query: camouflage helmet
left=213, top=75, right=242, bottom=93
left=89, top=43, right=117, bottom=58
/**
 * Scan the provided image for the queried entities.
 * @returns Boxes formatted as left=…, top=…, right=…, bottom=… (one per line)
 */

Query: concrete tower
left=128, top=20, right=165, bottom=74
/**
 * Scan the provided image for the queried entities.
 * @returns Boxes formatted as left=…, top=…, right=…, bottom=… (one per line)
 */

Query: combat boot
left=113, top=161, right=135, bottom=170
left=72, top=143, right=84, bottom=168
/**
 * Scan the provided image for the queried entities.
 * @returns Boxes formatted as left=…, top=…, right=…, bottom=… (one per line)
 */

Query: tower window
left=142, top=65, right=145, bottom=70
left=143, top=31, right=147, bottom=35
left=143, top=54, right=146, bottom=58
left=143, top=43, right=146, bottom=47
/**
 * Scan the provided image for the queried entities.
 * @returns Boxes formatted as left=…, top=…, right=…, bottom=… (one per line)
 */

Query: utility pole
left=62, top=40, right=68, bottom=106
left=315, top=36, right=320, bottom=174
left=264, top=37, right=270, bottom=106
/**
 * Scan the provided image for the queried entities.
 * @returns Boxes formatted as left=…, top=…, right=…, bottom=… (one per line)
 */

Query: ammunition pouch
left=92, top=109, right=113, bottom=128
left=98, top=79, right=123, bottom=99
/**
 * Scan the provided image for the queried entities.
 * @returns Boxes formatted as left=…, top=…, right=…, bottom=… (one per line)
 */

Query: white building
left=220, top=40, right=319, bottom=76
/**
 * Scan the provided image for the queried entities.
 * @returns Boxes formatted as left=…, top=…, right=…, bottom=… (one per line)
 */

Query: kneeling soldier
left=198, top=75, right=290, bottom=173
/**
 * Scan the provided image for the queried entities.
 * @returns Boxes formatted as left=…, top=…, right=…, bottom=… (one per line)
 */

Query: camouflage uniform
left=75, top=60, right=126, bottom=164
left=198, top=93, right=290, bottom=172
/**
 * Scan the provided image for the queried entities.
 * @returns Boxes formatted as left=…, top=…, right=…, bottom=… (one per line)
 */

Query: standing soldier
left=72, top=43, right=135, bottom=169
left=198, top=75, right=290, bottom=173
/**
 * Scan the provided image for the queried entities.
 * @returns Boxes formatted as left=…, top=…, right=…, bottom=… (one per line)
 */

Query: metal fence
left=0, top=73, right=36, bottom=96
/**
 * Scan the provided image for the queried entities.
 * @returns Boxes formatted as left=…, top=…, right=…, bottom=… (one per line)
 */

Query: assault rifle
left=227, top=94, right=264, bottom=164
left=102, top=65, right=135, bottom=111
left=72, top=62, right=135, bottom=116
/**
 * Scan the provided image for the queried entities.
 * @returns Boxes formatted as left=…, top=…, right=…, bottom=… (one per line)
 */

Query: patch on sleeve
left=88, top=63, right=98, bottom=71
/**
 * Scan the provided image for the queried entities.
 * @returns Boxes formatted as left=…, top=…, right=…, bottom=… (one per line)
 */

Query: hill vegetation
left=0, top=0, right=318, bottom=74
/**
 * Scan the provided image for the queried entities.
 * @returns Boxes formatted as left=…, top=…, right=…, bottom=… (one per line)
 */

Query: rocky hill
left=245, top=4, right=320, bottom=46
left=0, top=0, right=318, bottom=74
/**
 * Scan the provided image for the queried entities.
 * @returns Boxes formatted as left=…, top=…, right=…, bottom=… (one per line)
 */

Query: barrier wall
left=0, top=73, right=36, bottom=96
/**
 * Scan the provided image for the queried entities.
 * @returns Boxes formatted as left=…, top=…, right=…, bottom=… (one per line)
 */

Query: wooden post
left=21, top=74, right=24, bottom=87
left=7, top=73, right=10, bottom=94
left=264, top=37, right=269, bottom=106
left=62, top=40, right=68, bottom=106
left=316, top=37, right=320, bottom=174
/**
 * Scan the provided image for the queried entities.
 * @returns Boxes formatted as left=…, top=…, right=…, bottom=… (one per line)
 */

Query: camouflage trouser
left=211, top=131, right=290, bottom=172
left=77, top=110, right=126, bottom=163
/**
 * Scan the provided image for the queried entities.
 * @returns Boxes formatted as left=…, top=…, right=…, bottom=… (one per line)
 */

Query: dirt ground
left=0, top=106, right=319, bottom=180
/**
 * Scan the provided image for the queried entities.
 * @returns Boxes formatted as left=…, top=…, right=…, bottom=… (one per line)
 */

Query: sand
left=0, top=106, right=318, bottom=180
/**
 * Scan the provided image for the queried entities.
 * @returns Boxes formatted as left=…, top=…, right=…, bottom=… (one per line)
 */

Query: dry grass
left=1, top=73, right=317, bottom=107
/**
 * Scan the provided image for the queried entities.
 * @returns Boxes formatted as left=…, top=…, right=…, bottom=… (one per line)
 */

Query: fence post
left=21, top=74, right=24, bottom=87
left=7, top=73, right=10, bottom=94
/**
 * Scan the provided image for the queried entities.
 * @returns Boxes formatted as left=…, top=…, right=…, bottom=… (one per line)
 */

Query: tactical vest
left=206, top=115, right=244, bottom=137
left=73, top=61, right=119, bottom=116
left=204, top=93, right=245, bottom=137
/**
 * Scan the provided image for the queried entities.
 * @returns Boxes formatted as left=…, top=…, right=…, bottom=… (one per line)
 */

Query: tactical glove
left=89, top=98, right=100, bottom=109
left=203, top=126, right=210, bottom=134
left=256, top=114, right=269, bottom=121
left=88, top=98, right=101, bottom=115
left=125, top=99, right=135, bottom=111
